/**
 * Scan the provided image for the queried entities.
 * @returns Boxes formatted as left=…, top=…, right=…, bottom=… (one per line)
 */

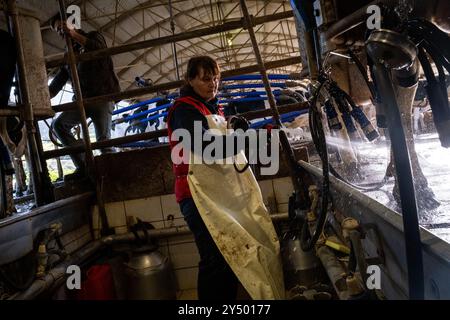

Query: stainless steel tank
left=123, top=245, right=177, bottom=300
left=282, top=235, right=325, bottom=289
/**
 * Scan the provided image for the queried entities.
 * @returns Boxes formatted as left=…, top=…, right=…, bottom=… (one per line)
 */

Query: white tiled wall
left=272, top=177, right=294, bottom=213
left=105, top=201, right=127, bottom=227
left=258, top=180, right=274, bottom=206
left=91, top=194, right=197, bottom=291
left=124, top=197, right=164, bottom=222
left=89, top=176, right=292, bottom=292
left=169, top=242, right=200, bottom=269
left=174, top=267, right=199, bottom=291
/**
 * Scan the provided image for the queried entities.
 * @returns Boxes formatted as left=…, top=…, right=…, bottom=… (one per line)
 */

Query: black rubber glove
left=228, top=115, right=250, bottom=131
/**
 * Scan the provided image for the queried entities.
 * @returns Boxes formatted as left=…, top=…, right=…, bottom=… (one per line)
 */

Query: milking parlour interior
left=0, top=0, right=449, bottom=303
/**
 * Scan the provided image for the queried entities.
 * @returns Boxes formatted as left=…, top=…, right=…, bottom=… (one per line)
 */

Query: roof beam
left=46, top=10, right=294, bottom=68
left=151, top=53, right=300, bottom=85
left=116, top=31, right=297, bottom=80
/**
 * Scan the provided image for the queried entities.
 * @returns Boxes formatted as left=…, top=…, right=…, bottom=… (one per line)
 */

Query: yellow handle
left=325, top=239, right=351, bottom=254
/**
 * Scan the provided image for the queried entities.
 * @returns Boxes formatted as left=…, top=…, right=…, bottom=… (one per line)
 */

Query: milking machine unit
left=363, top=2, right=450, bottom=299
left=283, top=0, right=450, bottom=300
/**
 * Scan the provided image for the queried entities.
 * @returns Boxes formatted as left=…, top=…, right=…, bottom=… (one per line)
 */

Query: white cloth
left=187, top=114, right=285, bottom=299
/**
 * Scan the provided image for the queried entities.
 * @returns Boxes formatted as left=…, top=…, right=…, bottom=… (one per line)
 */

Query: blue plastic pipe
left=217, top=90, right=282, bottom=98
left=123, top=103, right=172, bottom=122
left=222, top=74, right=290, bottom=81
left=135, top=111, right=169, bottom=125
left=113, top=97, right=165, bottom=115
left=222, top=83, right=287, bottom=90
left=250, top=110, right=308, bottom=128
left=219, top=97, right=267, bottom=104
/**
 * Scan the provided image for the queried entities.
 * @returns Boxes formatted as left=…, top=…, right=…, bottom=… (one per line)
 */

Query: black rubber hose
left=301, top=81, right=330, bottom=251
left=418, top=47, right=450, bottom=148
left=348, top=49, right=377, bottom=99
left=317, top=81, right=389, bottom=191
left=371, top=63, right=424, bottom=300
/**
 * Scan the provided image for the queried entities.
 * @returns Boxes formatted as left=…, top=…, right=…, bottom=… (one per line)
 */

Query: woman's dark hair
left=185, top=56, right=220, bottom=82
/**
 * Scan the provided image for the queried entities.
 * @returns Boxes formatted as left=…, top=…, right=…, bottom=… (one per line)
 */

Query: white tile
left=273, top=177, right=294, bottom=205
left=168, top=233, right=196, bottom=246
left=175, top=267, right=199, bottom=290
left=169, top=242, right=200, bottom=269
left=267, top=196, right=278, bottom=214
left=164, top=217, right=187, bottom=228
left=124, top=197, right=163, bottom=223
left=161, top=194, right=182, bottom=220
left=148, top=220, right=165, bottom=230
left=158, top=240, right=170, bottom=257
left=115, top=226, right=128, bottom=235
left=105, top=201, right=127, bottom=227
left=258, top=180, right=274, bottom=205
left=277, top=203, right=289, bottom=213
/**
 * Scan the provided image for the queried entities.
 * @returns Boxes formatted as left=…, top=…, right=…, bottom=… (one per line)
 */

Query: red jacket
left=167, top=96, right=213, bottom=203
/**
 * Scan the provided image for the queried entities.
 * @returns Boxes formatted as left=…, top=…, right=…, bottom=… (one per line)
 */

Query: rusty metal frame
left=43, top=100, right=308, bottom=160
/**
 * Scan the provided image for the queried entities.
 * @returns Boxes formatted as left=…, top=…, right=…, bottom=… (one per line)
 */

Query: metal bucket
left=123, top=245, right=177, bottom=300
left=282, top=235, right=325, bottom=289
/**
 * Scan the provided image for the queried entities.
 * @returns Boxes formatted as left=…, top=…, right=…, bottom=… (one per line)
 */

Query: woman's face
left=188, top=67, right=220, bottom=102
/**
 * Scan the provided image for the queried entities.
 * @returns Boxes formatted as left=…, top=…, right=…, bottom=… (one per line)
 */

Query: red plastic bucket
left=76, top=264, right=116, bottom=300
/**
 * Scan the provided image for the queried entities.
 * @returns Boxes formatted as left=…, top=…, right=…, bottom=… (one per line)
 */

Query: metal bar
left=45, top=11, right=294, bottom=68
left=43, top=129, right=168, bottom=159
left=33, top=120, right=55, bottom=203
left=168, top=0, right=180, bottom=80
left=57, top=0, right=112, bottom=236
left=0, top=107, right=20, bottom=116
left=53, top=56, right=301, bottom=112
left=239, top=1, right=282, bottom=125
left=57, top=0, right=95, bottom=175
left=316, top=245, right=349, bottom=300
left=43, top=100, right=308, bottom=160
left=239, top=0, right=303, bottom=192
left=6, top=0, right=46, bottom=206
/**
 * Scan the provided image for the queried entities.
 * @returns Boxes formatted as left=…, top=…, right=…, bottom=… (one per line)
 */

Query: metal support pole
left=6, top=0, right=46, bottom=206
left=168, top=0, right=180, bottom=80
left=33, top=121, right=55, bottom=203
left=57, top=0, right=95, bottom=177
left=239, top=0, right=304, bottom=192
left=57, top=0, right=112, bottom=237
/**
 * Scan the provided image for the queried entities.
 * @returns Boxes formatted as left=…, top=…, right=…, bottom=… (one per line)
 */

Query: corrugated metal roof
left=33, top=0, right=301, bottom=94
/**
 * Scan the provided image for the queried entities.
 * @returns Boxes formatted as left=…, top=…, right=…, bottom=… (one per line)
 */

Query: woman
left=167, top=56, right=284, bottom=300
left=167, top=56, right=239, bottom=300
